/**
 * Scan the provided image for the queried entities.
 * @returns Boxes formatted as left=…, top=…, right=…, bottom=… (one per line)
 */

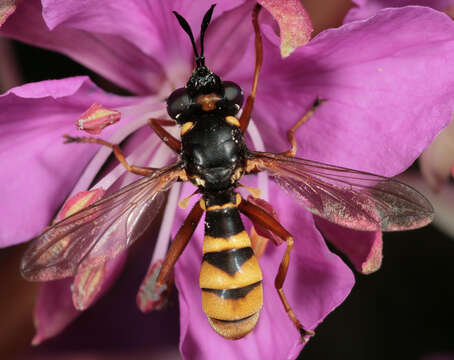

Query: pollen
left=76, top=103, right=121, bottom=135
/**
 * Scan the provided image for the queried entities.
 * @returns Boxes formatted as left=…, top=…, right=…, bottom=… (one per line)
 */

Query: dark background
left=1, top=19, right=454, bottom=359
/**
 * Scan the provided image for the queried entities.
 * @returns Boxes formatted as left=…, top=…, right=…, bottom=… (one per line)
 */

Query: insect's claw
left=299, top=328, right=315, bottom=343
left=63, top=134, right=78, bottom=144
left=313, top=97, right=328, bottom=107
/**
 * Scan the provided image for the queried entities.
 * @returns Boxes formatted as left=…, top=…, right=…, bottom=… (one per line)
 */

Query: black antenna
left=173, top=10, right=199, bottom=61
left=173, top=4, right=216, bottom=68
left=199, top=4, right=216, bottom=66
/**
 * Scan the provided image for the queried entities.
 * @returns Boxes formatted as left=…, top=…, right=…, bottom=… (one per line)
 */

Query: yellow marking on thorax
left=206, top=193, right=241, bottom=211
left=180, top=121, right=194, bottom=136
left=191, top=176, right=205, bottom=187
left=199, top=256, right=262, bottom=289
left=225, top=116, right=240, bottom=127
left=203, top=230, right=251, bottom=254
left=232, top=168, right=243, bottom=182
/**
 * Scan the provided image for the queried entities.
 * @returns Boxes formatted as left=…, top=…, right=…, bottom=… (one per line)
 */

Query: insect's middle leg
left=282, top=98, right=327, bottom=157
left=239, top=4, right=263, bottom=133
left=63, top=135, right=155, bottom=176
left=239, top=198, right=315, bottom=342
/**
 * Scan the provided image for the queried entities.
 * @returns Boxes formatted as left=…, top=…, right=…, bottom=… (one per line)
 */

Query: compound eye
left=223, top=81, right=244, bottom=109
left=167, top=88, right=192, bottom=122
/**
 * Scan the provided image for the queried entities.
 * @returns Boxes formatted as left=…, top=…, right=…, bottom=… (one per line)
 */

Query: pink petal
left=0, top=0, right=19, bottom=27
left=0, top=76, right=141, bottom=248
left=258, top=0, right=313, bottom=57
left=41, top=0, right=246, bottom=59
left=314, top=217, right=383, bottom=274
left=345, top=1, right=454, bottom=23
left=240, top=6, right=454, bottom=178
left=0, top=0, right=164, bottom=94
left=1, top=0, right=247, bottom=94
left=203, top=1, right=256, bottom=78
left=32, top=279, right=80, bottom=345
left=419, top=120, right=454, bottom=192
left=174, top=182, right=354, bottom=359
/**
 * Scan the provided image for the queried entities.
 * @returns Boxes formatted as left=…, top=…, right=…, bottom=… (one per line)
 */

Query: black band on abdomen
left=205, top=207, right=244, bottom=238
left=202, top=247, right=253, bottom=275
left=202, top=280, right=262, bottom=300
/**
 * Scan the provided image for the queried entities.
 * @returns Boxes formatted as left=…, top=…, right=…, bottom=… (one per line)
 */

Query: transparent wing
left=248, top=152, right=433, bottom=232
left=21, top=163, right=184, bottom=281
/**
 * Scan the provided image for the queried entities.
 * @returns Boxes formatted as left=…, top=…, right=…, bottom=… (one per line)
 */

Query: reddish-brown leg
left=156, top=201, right=204, bottom=287
left=239, top=4, right=263, bottom=133
left=148, top=118, right=182, bottom=153
left=63, top=135, right=155, bottom=176
left=282, top=98, right=327, bottom=157
left=239, top=198, right=315, bottom=342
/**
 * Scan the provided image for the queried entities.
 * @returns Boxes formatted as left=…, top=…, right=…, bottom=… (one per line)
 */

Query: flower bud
left=76, top=103, right=120, bottom=135
left=137, top=259, right=169, bottom=312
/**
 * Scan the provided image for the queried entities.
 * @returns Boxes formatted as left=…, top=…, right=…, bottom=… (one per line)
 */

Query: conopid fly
left=21, top=5, right=433, bottom=341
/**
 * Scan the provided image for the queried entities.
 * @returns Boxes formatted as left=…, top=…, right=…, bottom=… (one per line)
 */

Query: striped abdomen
left=200, top=192, right=263, bottom=340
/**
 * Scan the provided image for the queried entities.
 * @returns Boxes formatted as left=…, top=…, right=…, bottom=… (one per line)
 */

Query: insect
left=21, top=4, right=433, bottom=341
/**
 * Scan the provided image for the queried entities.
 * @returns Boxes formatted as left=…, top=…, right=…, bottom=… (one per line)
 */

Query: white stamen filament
left=148, top=124, right=183, bottom=266
left=151, top=182, right=182, bottom=265
left=247, top=118, right=269, bottom=201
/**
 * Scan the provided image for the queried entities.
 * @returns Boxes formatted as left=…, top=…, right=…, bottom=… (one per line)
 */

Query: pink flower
left=2, top=1, right=454, bottom=359
left=345, top=1, right=454, bottom=239
left=345, top=0, right=454, bottom=23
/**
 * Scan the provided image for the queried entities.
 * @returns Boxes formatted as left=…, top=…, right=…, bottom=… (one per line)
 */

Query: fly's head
left=168, top=5, right=244, bottom=125
left=166, top=76, right=243, bottom=124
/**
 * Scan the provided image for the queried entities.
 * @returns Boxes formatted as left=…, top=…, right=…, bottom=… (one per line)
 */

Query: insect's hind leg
left=239, top=198, right=314, bottom=342
left=282, top=98, right=327, bottom=157
left=63, top=135, right=155, bottom=176
left=156, top=201, right=204, bottom=287
left=239, top=4, right=263, bottom=133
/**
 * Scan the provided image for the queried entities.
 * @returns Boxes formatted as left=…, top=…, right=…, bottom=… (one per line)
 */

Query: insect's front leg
left=239, top=4, right=263, bottom=133
left=148, top=118, right=182, bottom=153
left=282, top=98, right=327, bottom=157
left=63, top=135, right=155, bottom=176
left=239, top=198, right=315, bottom=343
